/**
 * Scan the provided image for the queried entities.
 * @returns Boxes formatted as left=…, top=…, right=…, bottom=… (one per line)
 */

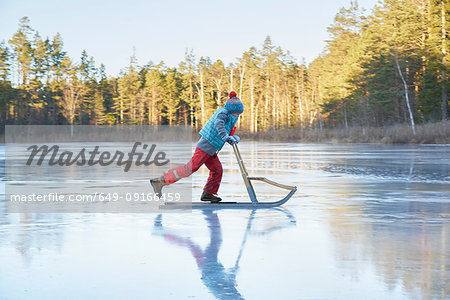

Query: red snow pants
left=163, top=147, right=223, bottom=195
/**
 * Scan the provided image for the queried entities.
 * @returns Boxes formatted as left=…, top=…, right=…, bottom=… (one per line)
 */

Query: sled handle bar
left=230, top=126, right=297, bottom=204
left=246, top=177, right=296, bottom=191
left=231, top=140, right=297, bottom=204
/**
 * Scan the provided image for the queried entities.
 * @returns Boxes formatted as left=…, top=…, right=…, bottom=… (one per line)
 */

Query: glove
left=233, top=135, right=240, bottom=143
left=224, top=136, right=236, bottom=145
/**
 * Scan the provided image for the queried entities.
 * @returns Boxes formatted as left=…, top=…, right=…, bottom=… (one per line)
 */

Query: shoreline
left=1, top=121, right=449, bottom=145
left=234, top=121, right=450, bottom=144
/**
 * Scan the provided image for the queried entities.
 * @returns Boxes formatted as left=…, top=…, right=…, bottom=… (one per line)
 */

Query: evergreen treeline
left=0, top=0, right=448, bottom=134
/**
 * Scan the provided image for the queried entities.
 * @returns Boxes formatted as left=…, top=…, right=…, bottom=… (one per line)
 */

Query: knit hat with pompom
left=224, top=91, right=244, bottom=113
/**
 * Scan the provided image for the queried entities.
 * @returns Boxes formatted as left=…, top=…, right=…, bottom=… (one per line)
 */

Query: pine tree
left=209, top=60, right=226, bottom=107
left=144, top=64, right=165, bottom=125
left=79, top=50, right=102, bottom=124
left=179, top=49, right=197, bottom=127
left=239, top=47, right=260, bottom=132
left=46, top=33, right=67, bottom=124
left=8, top=17, right=35, bottom=123
left=196, top=57, right=211, bottom=127
left=0, top=42, right=14, bottom=129
left=114, top=55, right=141, bottom=124
left=60, top=56, right=82, bottom=124
left=162, top=69, right=181, bottom=125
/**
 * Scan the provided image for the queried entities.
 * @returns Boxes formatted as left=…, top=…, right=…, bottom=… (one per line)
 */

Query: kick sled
left=160, top=130, right=297, bottom=210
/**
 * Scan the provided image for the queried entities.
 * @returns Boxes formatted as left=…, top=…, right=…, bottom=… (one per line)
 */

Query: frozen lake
left=0, top=142, right=449, bottom=299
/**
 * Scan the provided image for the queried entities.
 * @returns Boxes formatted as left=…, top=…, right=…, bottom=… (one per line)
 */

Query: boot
left=150, top=176, right=166, bottom=198
left=201, top=191, right=222, bottom=203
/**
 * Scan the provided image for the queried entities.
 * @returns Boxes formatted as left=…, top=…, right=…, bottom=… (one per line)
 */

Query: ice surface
left=0, top=142, right=449, bottom=299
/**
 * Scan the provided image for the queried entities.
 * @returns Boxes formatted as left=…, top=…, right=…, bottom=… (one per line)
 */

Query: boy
left=150, top=91, right=244, bottom=202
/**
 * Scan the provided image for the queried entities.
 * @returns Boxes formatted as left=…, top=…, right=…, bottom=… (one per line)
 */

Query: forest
left=0, top=0, right=448, bottom=142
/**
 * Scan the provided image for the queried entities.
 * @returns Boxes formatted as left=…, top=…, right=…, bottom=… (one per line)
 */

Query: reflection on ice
left=328, top=199, right=449, bottom=300
left=152, top=208, right=295, bottom=300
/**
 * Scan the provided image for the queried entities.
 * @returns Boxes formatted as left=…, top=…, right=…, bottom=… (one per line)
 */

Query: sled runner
left=160, top=133, right=297, bottom=210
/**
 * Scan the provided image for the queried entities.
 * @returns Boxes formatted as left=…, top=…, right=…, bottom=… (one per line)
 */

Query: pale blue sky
left=0, top=0, right=380, bottom=76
